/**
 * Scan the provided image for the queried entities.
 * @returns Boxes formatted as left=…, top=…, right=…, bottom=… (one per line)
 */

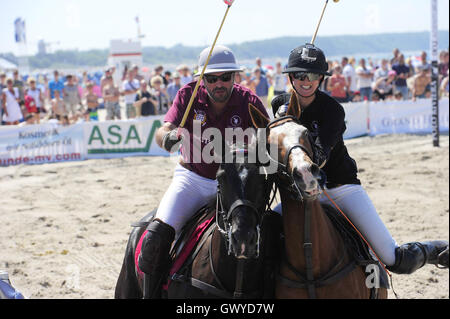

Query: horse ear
left=249, top=103, right=270, bottom=128
left=286, top=93, right=301, bottom=119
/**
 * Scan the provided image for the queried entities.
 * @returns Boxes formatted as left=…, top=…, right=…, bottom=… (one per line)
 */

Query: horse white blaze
left=273, top=122, right=319, bottom=194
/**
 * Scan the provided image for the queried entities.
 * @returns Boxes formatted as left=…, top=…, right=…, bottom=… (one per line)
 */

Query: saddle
left=321, top=204, right=390, bottom=292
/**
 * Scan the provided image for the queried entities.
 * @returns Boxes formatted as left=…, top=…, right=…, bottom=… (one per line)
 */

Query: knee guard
left=138, top=219, right=175, bottom=275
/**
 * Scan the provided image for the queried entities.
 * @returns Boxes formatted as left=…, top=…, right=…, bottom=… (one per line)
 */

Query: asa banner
left=0, top=123, right=85, bottom=167
left=369, top=98, right=449, bottom=135
left=342, top=102, right=369, bottom=139
left=84, top=116, right=169, bottom=159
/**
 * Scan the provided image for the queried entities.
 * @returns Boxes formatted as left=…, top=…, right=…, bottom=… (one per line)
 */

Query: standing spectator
left=122, top=71, right=140, bottom=119
left=392, top=54, right=410, bottom=100
left=255, top=57, right=266, bottom=75
left=411, top=65, right=432, bottom=101
left=273, top=61, right=287, bottom=96
left=100, top=68, right=113, bottom=92
left=2, top=78, right=23, bottom=125
left=177, top=64, right=193, bottom=86
left=150, top=75, right=170, bottom=114
left=390, top=48, right=400, bottom=66
left=0, top=73, right=7, bottom=122
left=48, top=70, right=65, bottom=99
left=102, top=75, right=121, bottom=120
left=12, top=70, right=25, bottom=104
left=167, top=73, right=182, bottom=106
left=26, top=77, right=44, bottom=123
left=253, top=67, right=269, bottom=110
left=64, top=74, right=82, bottom=122
left=84, top=82, right=99, bottom=121
left=373, top=70, right=396, bottom=100
left=438, top=50, right=449, bottom=80
left=163, top=71, right=172, bottom=87
left=240, top=68, right=256, bottom=93
left=355, top=58, right=374, bottom=101
left=134, top=80, right=158, bottom=117
left=51, top=89, right=69, bottom=125
left=132, top=64, right=144, bottom=82
left=342, top=57, right=357, bottom=101
left=374, top=59, right=390, bottom=82
left=326, top=65, right=348, bottom=103
left=417, top=51, right=431, bottom=73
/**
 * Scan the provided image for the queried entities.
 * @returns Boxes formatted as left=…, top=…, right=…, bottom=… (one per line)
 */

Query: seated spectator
left=352, top=91, right=362, bottom=102
left=23, top=93, right=38, bottom=124
left=394, top=91, right=403, bottom=101
left=371, top=91, right=381, bottom=102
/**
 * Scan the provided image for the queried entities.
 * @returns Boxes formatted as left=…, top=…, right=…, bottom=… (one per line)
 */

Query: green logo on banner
left=87, top=120, right=161, bottom=154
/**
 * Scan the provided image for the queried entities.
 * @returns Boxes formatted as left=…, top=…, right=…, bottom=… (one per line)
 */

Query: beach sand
left=0, top=133, right=448, bottom=299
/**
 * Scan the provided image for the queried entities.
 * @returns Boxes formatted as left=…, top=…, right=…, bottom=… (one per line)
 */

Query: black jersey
left=298, top=90, right=360, bottom=187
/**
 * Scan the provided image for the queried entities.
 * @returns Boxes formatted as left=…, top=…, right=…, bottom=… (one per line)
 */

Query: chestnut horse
left=249, top=101, right=388, bottom=299
left=115, top=147, right=280, bottom=298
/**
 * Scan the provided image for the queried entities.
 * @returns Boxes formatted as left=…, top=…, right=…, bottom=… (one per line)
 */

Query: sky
left=0, top=0, right=449, bottom=55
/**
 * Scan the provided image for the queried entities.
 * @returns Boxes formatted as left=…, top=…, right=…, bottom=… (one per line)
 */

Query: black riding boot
left=387, top=241, right=449, bottom=274
left=138, top=219, right=175, bottom=298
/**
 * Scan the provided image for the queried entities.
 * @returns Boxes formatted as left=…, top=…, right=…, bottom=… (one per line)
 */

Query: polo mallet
left=311, top=0, right=340, bottom=45
left=178, top=0, right=235, bottom=130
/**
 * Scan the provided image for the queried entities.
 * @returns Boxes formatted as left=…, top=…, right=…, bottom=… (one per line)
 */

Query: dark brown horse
left=115, top=147, right=281, bottom=299
left=249, top=101, right=388, bottom=299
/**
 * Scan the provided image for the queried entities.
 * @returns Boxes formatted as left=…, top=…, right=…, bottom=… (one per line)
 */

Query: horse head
left=216, top=145, right=271, bottom=259
left=249, top=98, right=321, bottom=201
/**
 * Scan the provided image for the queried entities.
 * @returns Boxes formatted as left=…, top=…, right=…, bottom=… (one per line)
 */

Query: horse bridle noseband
left=216, top=187, right=262, bottom=257
left=265, top=116, right=316, bottom=202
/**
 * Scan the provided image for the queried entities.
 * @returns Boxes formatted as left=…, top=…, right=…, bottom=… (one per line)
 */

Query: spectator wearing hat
left=167, top=72, right=182, bottom=106
left=134, top=80, right=158, bottom=117
left=177, top=64, right=193, bottom=86
left=239, top=68, right=256, bottom=93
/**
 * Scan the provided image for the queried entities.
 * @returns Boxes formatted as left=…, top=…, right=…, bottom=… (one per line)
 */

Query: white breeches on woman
left=273, top=184, right=398, bottom=266
left=155, top=164, right=218, bottom=236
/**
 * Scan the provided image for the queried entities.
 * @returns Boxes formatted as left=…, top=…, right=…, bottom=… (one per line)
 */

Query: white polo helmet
left=194, top=45, right=243, bottom=76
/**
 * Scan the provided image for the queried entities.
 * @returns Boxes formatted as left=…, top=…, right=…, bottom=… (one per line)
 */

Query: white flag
left=14, top=18, right=26, bottom=43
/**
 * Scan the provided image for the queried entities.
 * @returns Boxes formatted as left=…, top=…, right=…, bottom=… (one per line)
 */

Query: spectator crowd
left=1, top=48, right=449, bottom=127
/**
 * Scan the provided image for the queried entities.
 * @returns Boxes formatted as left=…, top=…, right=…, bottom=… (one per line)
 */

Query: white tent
left=0, top=57, right=18, bottom=72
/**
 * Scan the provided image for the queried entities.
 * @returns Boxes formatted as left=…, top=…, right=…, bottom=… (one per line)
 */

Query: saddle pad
left=134, top=215, right=215, bottom=287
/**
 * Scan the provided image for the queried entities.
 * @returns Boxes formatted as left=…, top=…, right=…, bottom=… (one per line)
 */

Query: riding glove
left=162, top=129, right=183, bottom=153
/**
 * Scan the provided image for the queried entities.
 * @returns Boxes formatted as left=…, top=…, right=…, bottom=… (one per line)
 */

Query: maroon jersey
left=164, top=81, right=269, bottom=179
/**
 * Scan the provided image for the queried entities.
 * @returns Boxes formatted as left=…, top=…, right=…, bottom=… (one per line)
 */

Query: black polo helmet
left=283, top=43, right=331, bottom=76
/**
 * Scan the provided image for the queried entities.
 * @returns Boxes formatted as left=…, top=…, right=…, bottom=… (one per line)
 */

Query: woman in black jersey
left=272, top=43, right=448, bottom=274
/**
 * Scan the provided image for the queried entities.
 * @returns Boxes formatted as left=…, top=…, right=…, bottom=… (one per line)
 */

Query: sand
left=0, top=133, right=448, bottom=299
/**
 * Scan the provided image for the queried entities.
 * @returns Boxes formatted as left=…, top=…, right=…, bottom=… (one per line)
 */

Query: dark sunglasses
left=291, top=72, right=322, bottom=82
left=204, top=72, right=233, bottom=84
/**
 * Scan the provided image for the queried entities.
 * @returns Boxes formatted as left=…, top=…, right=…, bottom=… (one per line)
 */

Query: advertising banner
left=369, top=98, right=449, bottom=135
left=84, top=117, right=169, bottom=159
left=0, top=123, right=85, bottom=166
left=342, top=102, right=369, bottom=139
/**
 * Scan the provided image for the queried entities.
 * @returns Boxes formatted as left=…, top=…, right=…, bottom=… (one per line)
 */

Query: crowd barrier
left=1, top=98, right=448, bottom=167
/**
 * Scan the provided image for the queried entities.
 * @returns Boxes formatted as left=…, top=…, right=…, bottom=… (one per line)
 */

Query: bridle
left=265, top=116, right=318, bottom=202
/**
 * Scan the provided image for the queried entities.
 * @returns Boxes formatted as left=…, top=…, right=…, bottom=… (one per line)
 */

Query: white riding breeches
left=273, top=184, right=398, bottom=266
left=155, top=164, right=218, bottom=235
